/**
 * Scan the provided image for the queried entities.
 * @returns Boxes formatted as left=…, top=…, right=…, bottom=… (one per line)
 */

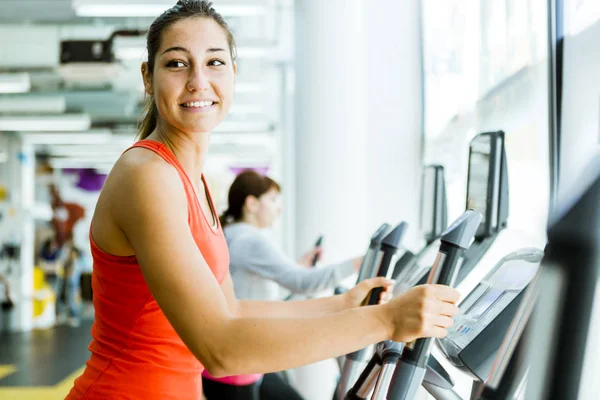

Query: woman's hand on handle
left=342, top=277, right=395, bottom=308
left=383, top=284, right=460, bottom=343
left=297, top=247, right=323, bottom=268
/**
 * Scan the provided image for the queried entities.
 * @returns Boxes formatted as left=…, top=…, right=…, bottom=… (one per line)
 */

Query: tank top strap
left=125, top=140, right=201, bottom=222
left=127, top=139, right=185, bottom=174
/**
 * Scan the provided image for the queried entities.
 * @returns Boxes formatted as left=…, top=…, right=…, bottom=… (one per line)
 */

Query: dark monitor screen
left=421, top=166, right=446, bottom=241
left=421, top=167, right=436, bottom=238
left=467, top=135, right=492, bottom=231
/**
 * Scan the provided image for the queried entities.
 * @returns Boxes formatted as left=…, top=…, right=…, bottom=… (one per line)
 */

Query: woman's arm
left=222, top=273, right=394, bottom=318
left=109, top=156, right=459, bottom=377
left=221, top=273, right=346, bottom=317
left=230, top=233, right=355, bottom=294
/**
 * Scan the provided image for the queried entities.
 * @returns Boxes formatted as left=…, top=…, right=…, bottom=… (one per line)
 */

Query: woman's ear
left=244, top=195, right=259, bottom=214
left=141, top=62, right=153, bottom=95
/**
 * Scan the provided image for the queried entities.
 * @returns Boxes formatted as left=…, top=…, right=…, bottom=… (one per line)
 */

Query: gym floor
left=0, top=320, right=92, bottom=400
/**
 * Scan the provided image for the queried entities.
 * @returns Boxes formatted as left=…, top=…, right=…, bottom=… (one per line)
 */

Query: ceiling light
left=19, top=128, right=111, bottom=145
left=0, top=96, right=66, bottom=114
left=113, top=46, right=146, bottom=61
left=47, top=144, right=128, bottom=157
left=49, top=158, right=115, bottom=173
left=0, top=114, right=91, bottom=132
left=0, top=73, right=31, bottom=94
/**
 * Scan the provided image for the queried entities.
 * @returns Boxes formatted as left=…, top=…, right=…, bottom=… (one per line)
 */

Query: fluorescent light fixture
left=49, top=158, right=115, bottom=173
left=0, top=96, right=66, bottom=114
left=48, top=144, right=128, bottom=158
left=19, top=129, right=112, bottom=145
left=112, top=36, right=147, bottom=61
left=57, top=64, right=122, bottom=86
left=114, top=46, right=146, bottom=61
left=214, top=120, right=274, bottom=133
left=49, top=149, right=124, bottom=158
left=0, top=114, right=91, bottom=132
left=111, top=134, right=137, bottom=147
left=73, top=1, right=267, bottom=18
left=0, top=73, right=31, bottom=94
left=75, top=4, right=171, bottom=17
left=50, top=155, right=120, bottom=164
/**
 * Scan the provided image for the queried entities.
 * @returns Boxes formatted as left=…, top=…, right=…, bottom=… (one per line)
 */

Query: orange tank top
left=66, top=140, right=229, bottom=400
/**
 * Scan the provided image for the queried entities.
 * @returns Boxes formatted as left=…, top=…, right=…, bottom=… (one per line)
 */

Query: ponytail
left=137, top=95, right=158, bottom=140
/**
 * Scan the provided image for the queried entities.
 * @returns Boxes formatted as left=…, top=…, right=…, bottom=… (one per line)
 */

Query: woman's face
left=142, top=17, right=236, bottom=134
left=256, top=189, right=283, bottom=228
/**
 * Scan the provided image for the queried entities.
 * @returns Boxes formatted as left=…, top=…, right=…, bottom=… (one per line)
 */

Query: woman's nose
left=187, top=67, right=210, bottom=92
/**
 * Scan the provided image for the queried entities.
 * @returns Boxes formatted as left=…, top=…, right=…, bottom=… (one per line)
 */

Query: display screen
left=466, top=287, right=504, bottom=320
left=421, top=168, right=436, bottom=237
left=467, top=135, right=491, bottom=228
left=489, top=259, right=540, bottom=290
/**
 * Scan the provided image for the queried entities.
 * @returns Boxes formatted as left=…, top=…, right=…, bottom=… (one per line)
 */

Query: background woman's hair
left=137, top=0, right=237, bottom=140
left=220, top=170, right=281, bottom=227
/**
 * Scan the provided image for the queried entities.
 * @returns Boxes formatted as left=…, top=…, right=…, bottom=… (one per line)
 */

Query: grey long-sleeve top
left=225, top=223, right=355, bottom=301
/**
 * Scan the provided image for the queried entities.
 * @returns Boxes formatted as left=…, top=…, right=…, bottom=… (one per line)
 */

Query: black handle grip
left=311, top=235, right=324, bottom=267
left=365, top=248, right=395, bottom=305
left=364, top=222, right=408, bottom=305
left=367, top=287, right=385, bottom=306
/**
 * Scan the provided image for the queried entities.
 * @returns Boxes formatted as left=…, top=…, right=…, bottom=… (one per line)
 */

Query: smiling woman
left=137, top=3, right=237, bottom=141
left=64, top=1, right=461, bottom=400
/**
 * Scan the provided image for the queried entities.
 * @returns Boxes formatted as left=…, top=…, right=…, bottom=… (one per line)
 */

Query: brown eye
left=166, top=60, right=186, bottom=68
left=208, top=59, right=226, bottom=67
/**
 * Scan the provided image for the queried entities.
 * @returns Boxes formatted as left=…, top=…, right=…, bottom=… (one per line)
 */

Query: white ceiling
left=0, top=0, right=292, bottom=169
left=0, top=0, right=278, bottom=22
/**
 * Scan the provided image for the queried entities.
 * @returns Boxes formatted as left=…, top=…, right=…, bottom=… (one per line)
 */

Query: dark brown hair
left=137, top=0, right=237, bottom=140
left=220, top=170, right=281, bottom=227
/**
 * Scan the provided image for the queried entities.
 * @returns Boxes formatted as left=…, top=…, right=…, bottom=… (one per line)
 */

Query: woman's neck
left=147, top=121, right=211, bottom=180
left=240, top=215, right=261, bottom=229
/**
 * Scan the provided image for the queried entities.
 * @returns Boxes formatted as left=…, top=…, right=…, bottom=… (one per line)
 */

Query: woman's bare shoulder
left=104, top=147, right=182, bottom=197
left=92, top=147, right=187, bottom=253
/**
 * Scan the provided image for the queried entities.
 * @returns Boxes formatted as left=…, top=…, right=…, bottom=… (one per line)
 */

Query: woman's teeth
left=182, top=101, right=214, bottom=108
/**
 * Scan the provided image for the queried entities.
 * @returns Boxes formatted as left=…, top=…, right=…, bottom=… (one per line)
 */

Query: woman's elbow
left=193, top=336, right=241, bottom=377
left=203, top=353, right=248, bottom=377
left=203, top=361, right=229, bottom=378
left=198, top=349, right=230, bottom=378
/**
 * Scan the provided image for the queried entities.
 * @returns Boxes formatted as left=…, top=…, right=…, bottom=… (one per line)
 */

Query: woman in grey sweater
left=202, top=170, right=362, bottom=399
left=222, top=172, right=361, bottom=301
